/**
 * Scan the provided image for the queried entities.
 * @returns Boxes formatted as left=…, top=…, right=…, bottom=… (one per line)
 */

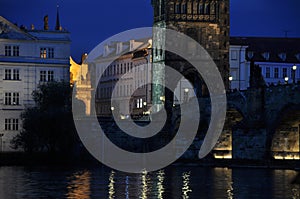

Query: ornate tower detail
left=151, top=0, right=230, bottom=103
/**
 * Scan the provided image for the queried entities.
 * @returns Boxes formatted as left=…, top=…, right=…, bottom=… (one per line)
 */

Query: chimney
left=104, top=45, right=110, bottom=57
left=44, top=15, right=49, bottom=30
left=116, top=42, right=123, bottom=55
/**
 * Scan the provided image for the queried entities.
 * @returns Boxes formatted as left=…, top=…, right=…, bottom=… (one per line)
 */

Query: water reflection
left=108, top=170, right=115, bottom=199
left=140, top=170, right=149, bottom=199
left=182, top=171, right=192, bottom=198
left=66, top=170, right=91, bottom=199
left=125, top=175, right=129, bottom=199
left=0, top=166, right=298, bottom=199
left=156, top=170, right=165, bottom=199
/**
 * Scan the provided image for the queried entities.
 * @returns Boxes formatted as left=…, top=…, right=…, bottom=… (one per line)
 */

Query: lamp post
left=229, top=76, right=233, bottom=91
left=143, top=101, right=147, bottom=115
left=284, top=76, right=289, bottom=84
left=292, top=64, right=297, bottom=84
left=184, top=88, right=189, bottom=102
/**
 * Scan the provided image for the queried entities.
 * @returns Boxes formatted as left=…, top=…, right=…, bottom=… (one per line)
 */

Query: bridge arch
left=269, top=103, right=300, bottom=160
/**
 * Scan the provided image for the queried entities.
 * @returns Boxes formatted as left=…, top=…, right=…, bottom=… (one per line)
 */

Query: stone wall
left=232, top=129, right=267, bottom=160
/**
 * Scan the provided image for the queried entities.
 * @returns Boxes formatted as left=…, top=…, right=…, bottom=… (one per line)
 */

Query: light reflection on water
left=0, top=166, right=299, bottom=199
left=66, top=170, right=91, bottom=199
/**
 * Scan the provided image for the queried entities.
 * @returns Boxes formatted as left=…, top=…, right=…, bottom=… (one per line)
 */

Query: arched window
left=182, top=3, right=187, bottom=14
left=198, top=3, right=204, bottom=14
left=204, top=3, right=210, bottom=15
left=211, top=2, right=216, bottom=15
left=175, top=3, right=180, bottom=14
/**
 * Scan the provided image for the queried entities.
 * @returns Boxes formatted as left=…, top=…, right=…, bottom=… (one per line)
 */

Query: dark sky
left=1, top=0, right=300, bottom=62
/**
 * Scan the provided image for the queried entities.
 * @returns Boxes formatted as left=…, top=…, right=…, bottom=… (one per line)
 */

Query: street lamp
left=111, top=106, right=115, bottom=111
left=184, top=88, right=189, bottom=102
left=292, top=64, right=297, bottom=84
left=143, top=101, right=147, bottom=115
left=284, top=76, right=289, bottom=84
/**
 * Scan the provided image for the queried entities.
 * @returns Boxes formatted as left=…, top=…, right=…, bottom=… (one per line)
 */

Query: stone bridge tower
left=151, top=0, right=230, bottom=110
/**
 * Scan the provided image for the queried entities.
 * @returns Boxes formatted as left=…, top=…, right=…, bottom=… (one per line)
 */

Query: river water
left=0, top=165, right=299, bottom=199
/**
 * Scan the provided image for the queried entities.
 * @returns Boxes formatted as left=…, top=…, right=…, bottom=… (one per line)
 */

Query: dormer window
left=295, top=53, right=300, bottom=61
left=278, top=53, right=286, bottom=61
left=262, top=52, right=270, bottom=61
left=247, top=51, right=254, bottom=60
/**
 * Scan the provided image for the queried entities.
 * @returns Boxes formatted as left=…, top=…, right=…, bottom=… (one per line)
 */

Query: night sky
left=1, top=0, right=300, bottom=62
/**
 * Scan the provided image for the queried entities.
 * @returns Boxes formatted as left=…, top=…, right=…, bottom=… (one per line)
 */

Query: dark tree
left=11, top=81, right=78, bottom=154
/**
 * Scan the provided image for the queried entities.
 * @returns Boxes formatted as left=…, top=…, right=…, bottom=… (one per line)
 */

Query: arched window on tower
left=204, top=3, right=210, bottom=15
left=198, top=3, right=204, bottom=15
left=211, top=2, right=216, bottom=15
left=175, top=3, right=180, bottom=14
left=182, top=3, right=187, bottom=14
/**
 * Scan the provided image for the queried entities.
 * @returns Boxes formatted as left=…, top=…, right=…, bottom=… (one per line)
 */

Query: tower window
left=211, top=3, right=216, bottom=15
left=175, top=3, right=180, bottom=14
left=204, top=3, right=210, bottom=15
left=198, top=4, right=204, bottom=14
left=182, top=3, right=187, bottom=14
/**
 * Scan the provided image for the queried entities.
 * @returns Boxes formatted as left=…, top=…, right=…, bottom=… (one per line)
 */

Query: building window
left=274, top=68, right=279, bottom=79
left=266, top=67, right=270, bottom=78
left=282, top=68, right=288, bottom=78
left=13, top=46, right=19, bottom=56
left=5, top=45, right=11, bottom=56
left=40, top=71, right=47, bottom=82
left=4, top=92, right=19, bottom=105
left=137, top=98, right=143, bottom=108
left=48, top=71, right=54, bottom=82
left=48, top=48, right=54, bottom=58
left=5, top=119, right=19, bottom=131
left=40, top=48, right=47, bottom=58
left=4, top=69, right=12, bottom=80
left=40, top=48, right=54, bottom=58
left=4, top=69, right=19, bottom=80
left=5, top=45, right=19, bottom=56
left=13, top=93, right=19, bottom=105
left=13, top=69, right=20, bottom=80
left=231, top=50, right=237, bottom=60
left=5, top=93, right=11, bottom=105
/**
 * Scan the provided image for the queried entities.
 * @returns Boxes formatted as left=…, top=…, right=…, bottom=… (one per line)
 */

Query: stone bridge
left=219, top=84, right=300, bottom=160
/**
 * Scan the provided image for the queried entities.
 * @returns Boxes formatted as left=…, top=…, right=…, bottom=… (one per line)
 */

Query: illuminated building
left=92, top=39, right=153, bottom=118
left=0, top=14, right=70, bottom=152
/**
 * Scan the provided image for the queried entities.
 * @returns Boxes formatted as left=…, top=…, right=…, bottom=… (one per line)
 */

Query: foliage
left=11, top=82, right=78, bottom=153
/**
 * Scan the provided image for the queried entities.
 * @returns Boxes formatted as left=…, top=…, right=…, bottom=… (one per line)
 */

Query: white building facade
left=0, top=16, right=70, bottom=152
left=229, top=37, right=300, bottom=90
